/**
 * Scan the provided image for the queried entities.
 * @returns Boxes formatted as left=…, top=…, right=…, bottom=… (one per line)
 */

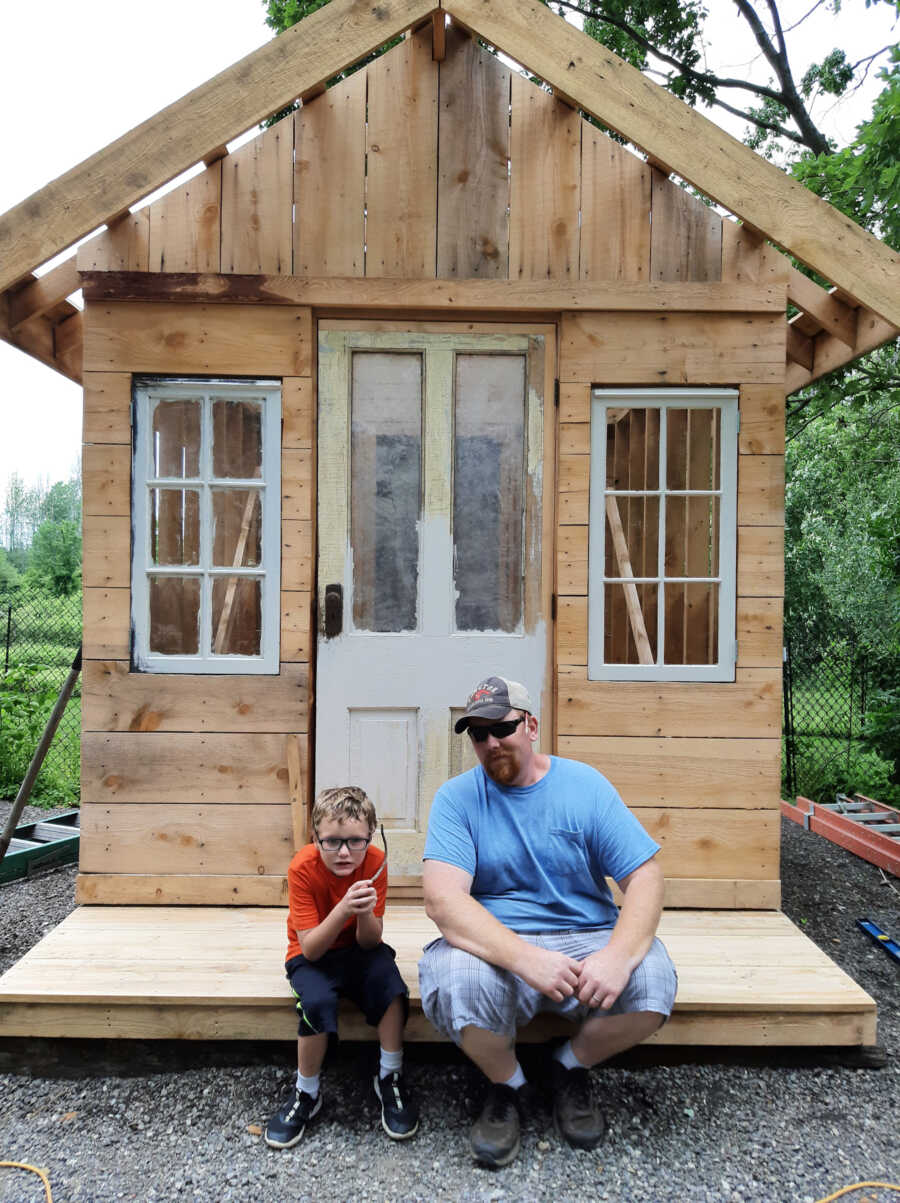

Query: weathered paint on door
left=315, top=325, right=553, bottom=874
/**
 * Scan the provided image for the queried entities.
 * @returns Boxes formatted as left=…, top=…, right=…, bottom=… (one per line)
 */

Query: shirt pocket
left=545, top=828, right=591, bottom=877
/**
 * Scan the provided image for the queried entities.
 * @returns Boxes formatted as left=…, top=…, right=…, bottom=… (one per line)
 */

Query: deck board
left=0, top=907, right=876, bottom=1045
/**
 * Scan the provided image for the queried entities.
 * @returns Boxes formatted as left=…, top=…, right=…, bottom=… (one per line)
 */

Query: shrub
left=0, top=663, right=79, bottom=805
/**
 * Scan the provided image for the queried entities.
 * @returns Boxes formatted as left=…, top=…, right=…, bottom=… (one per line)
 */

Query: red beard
left=484, top=749, right=521, bottom=786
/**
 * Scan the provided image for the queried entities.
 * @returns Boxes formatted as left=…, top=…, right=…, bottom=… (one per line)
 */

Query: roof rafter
left=444, top=0, right=900, bottom=329
left=0, top=0, right=437, bottom=294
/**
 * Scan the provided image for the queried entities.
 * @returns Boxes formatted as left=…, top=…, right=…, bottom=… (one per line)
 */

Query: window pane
left=211, top=578, right=262, bottom=655
left=150, top=488, right=200, bottom=566
left=667, top=408, right=721, bottom=490
left=663, top=582, right=719, bottom=665
left=213, top=399, right=263, bottom=478
left=453, top=354, right=525, bottom=631
left=605, top=495, right=659, bottom=580
left=153, top=399, right=200, bottom=478
left=212, top=489, right=262, bottom=567
left=351, top=353, right=422, bottom=632
left=149, top=576, right=201, bottom=654
left=664, top=496, right=720, bottom=577
left=606, top=408, right=660, bottom=489
left=604, top=582, right=657, bottom=664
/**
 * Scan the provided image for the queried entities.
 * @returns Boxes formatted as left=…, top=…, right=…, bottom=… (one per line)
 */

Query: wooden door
left=315, top=324, right=554, bottom=874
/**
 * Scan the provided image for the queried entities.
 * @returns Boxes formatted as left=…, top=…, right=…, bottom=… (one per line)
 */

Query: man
left=419, top=676, right=676, bottom=1167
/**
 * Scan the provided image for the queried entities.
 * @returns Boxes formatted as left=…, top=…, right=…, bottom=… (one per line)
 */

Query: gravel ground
left=1, top=801, right=898, bottom=1203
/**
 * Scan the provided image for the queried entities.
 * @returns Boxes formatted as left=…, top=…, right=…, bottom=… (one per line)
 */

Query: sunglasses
left=467, top=716, right=526, bottom=743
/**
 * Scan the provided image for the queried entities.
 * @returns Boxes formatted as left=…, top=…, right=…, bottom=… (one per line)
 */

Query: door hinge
left=554, top=379, right=560, bottom=408
left=551, top=593, right=558, bottom=621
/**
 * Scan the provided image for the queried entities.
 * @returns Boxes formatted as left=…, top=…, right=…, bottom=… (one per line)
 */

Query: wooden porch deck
left=0, top=906, right=876, bottom=1047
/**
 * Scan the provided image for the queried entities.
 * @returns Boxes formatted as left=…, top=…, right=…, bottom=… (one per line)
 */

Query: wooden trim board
left=79, top=272, right=782, bottom=312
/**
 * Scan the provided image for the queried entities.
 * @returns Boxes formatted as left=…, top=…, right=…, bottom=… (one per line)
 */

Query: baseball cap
left=454, top=676, right=535, bottom=733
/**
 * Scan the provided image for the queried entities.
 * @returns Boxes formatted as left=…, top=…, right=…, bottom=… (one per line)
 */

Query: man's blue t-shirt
left=423, top=756, right=659, bottom=932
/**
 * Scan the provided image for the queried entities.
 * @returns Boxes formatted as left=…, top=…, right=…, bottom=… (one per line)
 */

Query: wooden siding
left=553, top=371, right=785, bottom=902
left=80, top=27, right=767, bottom=291
left=79, top=347, right=315, bottom=904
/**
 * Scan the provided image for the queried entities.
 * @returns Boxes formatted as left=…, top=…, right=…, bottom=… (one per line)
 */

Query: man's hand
left=575, top=946, right=632, bottom=1011
left=340, top=880, right=377, bottom=917
left=516, top=944, right=581, bottom=1002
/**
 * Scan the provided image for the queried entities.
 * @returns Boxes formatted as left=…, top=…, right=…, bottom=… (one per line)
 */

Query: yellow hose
left=815, top=1184, right=900, bottom=1203
left=0, top=1160, right=53, bottom=1202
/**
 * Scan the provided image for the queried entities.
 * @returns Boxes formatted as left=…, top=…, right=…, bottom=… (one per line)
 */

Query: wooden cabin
left=1, top=0, right=897, bottom=1048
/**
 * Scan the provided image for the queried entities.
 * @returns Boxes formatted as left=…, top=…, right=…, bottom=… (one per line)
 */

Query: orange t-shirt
left=285, top=842, right=388, bottom=963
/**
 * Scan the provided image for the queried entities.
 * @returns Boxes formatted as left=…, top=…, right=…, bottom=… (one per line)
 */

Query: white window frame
left=132, top=378, right=281, bottom=674
left=588, top=387, right=738, bottom=682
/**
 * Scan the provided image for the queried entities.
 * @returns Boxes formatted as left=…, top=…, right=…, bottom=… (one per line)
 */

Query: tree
left=2, top=472, right=29, bottom=552
left=784, top=341, right=899, bottom=668
left=793, top=49, right=900, bottom=248
left=554, top=0, right=898, bottom=160
left=0, top=546, right=21, bottom=592
left=24, top=520, right=82, bottom=597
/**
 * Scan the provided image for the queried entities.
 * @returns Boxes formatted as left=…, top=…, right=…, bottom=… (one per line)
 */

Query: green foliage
left=0, top=548, right=21, bottom=592
left=859, top=689, right=900, bottom=786
left=24, top=520, right=82, bottom=597
left=580, top=1, right=714, bottom=105
left=0, top=663, right=78, bottom=805
left=801, top=49, right=853, bottom=99
left=793, top=53, right=900, bottom=249
left=785, top=343, right=900, bottom=672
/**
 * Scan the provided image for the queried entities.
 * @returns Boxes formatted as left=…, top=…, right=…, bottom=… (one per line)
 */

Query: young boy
left=264, top=786, right=419, bottom=1148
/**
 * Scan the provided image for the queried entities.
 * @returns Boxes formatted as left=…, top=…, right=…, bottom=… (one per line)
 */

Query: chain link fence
left=0, top=587, right=81, bottom=805
left=783, top=619, right=899, bottom=808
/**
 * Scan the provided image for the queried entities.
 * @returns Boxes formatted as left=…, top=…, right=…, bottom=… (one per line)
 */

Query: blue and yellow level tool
left=857, top=919, right=900, bottom=965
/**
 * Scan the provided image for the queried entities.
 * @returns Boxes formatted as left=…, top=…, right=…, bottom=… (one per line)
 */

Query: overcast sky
left=1, top=0, right=895, bottom=500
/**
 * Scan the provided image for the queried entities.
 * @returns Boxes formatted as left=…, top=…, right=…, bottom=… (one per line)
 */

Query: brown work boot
left=469, top=1082, right=521, bottom=1167
left=550, top=1062, right=605, bottom=1149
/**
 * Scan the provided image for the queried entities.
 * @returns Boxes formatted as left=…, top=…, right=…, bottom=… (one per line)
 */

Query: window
left=132, top=379, right=281, bottom=673
left=588, top=388, right=738, bottom=681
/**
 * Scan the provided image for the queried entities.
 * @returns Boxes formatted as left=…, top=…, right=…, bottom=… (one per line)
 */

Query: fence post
left=3, top=603, right=10, bottom=673
left=782, top=637, right=796, bottom=800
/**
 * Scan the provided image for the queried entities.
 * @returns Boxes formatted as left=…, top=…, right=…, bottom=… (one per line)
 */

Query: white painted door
left=315, top=326, right=552, bottom=874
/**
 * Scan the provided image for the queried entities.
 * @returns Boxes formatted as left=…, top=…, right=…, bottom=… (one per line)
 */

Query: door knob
left=324, top=584, right=343, bottom=638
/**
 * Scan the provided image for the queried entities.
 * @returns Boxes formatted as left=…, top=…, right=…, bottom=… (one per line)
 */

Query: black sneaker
left=469, top=1082, right=521, bottom=1167
left=550, top=1062, right=605, bottom=1149
left=373, top=1071, right=419, bottom=1140
left=264, top=1087, right=322, bottom=1149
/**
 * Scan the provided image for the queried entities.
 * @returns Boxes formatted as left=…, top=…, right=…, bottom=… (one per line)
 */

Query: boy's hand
left=341, top=879, right=378, bottom=916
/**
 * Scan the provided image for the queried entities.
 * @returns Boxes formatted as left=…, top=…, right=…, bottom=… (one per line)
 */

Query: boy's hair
left=312, top=786, right=377, bottom=835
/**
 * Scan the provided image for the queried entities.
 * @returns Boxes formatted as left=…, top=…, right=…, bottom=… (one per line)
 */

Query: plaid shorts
left=418, top=929, right=677, bottom=1044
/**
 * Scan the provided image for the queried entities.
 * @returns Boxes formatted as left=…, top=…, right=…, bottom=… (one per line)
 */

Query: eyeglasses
left=314, top=824, right=388, bottom=874
left=467, top=716, right=526, bottom=743
left=315, top=833, right=371, bottom=853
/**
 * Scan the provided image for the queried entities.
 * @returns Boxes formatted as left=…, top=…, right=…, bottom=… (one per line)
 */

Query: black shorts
left=285, top=942, right=408, bottom=1037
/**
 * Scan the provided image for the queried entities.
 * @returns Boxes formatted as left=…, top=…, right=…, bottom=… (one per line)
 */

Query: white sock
left=297, top=1070, right=320, bottom=1097
left=502, top=1063, right=527, bottom=1090
left=379, top=1047, right=404, bottom=1078
left=554, top=1040, right=588, bottom=1071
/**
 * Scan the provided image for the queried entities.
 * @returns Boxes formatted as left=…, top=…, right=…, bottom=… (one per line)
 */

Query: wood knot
left=129, top=704, right=161, bottom=732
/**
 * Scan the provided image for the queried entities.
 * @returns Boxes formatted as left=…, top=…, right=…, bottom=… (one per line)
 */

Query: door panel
left=316, top=326, right=553, bottom=874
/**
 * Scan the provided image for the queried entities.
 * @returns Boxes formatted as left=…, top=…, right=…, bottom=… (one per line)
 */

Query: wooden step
left=0, top=906, right=876, bottom=1047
